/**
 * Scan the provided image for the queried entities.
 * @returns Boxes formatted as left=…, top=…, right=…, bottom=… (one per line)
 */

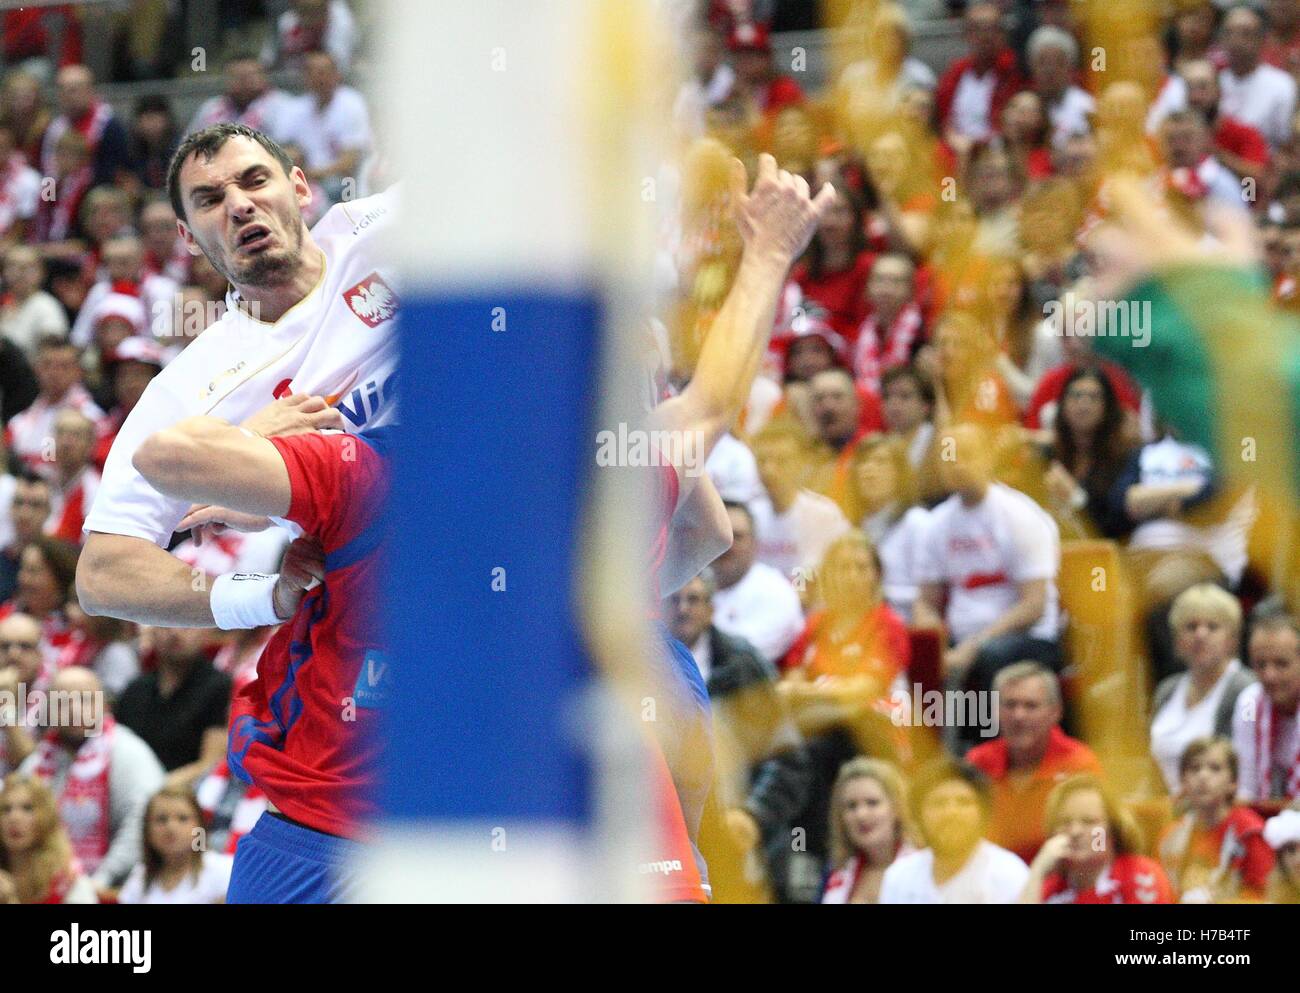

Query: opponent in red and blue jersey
left=132, top=394, right=392, bottom=902
left=227, top=427, right=391, bottom=838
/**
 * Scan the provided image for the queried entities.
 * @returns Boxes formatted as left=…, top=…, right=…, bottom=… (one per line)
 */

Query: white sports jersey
left=915, top=482, right=1060, bottom=643
left=85, top=187, right=400, bottom=546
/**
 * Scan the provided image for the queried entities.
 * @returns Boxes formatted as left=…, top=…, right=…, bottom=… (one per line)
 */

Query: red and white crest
left=344, top=271, right=400, bottom=328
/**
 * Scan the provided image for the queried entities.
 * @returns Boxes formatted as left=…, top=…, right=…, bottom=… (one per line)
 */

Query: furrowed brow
left=189, top=164, right=272, bottom=204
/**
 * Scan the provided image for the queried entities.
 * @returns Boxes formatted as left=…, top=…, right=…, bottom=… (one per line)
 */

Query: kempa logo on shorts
left=638, top=859, right=684, bottom=876
left=50, top=925, right=151, bottom=973
left=594, top=424, right=706, bottom=477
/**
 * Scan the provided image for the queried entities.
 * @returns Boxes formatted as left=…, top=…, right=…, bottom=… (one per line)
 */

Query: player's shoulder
left=311, top=186, right=398, bottom=245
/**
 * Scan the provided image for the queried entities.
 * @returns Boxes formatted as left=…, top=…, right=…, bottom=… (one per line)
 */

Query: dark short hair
left=910, top=759, right=992, bottom=827
left=167, top=122, right=295, bottom=222
left=881, top=364, right=935, bottom=406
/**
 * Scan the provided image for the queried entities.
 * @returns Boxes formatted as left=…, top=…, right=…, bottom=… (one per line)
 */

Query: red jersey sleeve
left=267, top=432, right=389, bottom=552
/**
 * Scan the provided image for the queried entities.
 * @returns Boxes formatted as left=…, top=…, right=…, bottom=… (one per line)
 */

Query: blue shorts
left=226, top=812, right=361, bottom=904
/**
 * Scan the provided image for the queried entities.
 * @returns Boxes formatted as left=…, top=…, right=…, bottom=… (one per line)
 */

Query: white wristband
left=210, top=572, right=283, bottom=630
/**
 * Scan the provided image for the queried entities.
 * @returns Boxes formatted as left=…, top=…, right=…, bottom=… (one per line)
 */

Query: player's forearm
left=679, top=249, right=791, bottom=438
left=134, top=416, right=291, bottom=517
left=77, top=532, right=219, bottom=626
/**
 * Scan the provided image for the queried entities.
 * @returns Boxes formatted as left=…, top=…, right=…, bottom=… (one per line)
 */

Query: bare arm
left=659, top=473, right=732, bottom=598
left=78, top=395, right=339, bottom=625
left=132, top=415, right=293, bottom=517
left=651, top=154, right=835, bottom=502
left=78, top=532, right=220, bottom=626
left=963, top=579, right=1048, bottom=647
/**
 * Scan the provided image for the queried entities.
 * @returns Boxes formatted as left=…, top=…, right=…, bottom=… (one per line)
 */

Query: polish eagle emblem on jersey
left=345, top=272, right=400, bottom=328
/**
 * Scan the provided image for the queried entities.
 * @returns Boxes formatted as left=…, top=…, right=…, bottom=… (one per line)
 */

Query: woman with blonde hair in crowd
left=1023, top=774, right=1174, bottom=904
left=0, top=773, right=97, bottom=903
left=1263, top=807, right=1300, bottom=904
left=117, top=785, right=232, bottom=904
left=1149, top=583, right=1254, bottom=794
left=821, top=757, right=915, bottom=903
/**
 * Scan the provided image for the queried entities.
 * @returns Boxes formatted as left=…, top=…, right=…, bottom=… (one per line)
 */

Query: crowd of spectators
left=662, top=0, right=1300, bottom=904
left=0, top=1, right=370, bottom=904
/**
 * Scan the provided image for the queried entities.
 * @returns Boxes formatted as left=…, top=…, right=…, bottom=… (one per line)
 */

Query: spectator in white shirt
left=914, top=424, right=1062, bottom=740
left=749, top=420, right=849, bottom=590
left=852, top=435, right=930, bottom=621
left=187, top=54, right=290, bottom=141
left=1233, top=601, right=1300, bottom=803
left=69, top=235, right=179, bottom=351
left=0, top=121, right=40, bottom=245
left=1150, top=584, right=1255, bottom=793
left=0, top=246, right=69, bottom=360
left=4, top=336, right=105, bottom=481
left=117, top=786, right=232, bottom=904
left=1162, top=109, right=1251, bottom=207
left=263, top=0, right=359, bottom=75
left=1027, top=26, right=1095, bottom=150
left=706, top=431, right=764, bottom=505
left=673, top=23, right=735, bottom=140
left=1218, top=4, right=1297, bottom=150
left=277, top=51, right=373, bottom=204
left=880, top=760, right=1030, bottom=903
left=710, top=501, right=805, bottom=666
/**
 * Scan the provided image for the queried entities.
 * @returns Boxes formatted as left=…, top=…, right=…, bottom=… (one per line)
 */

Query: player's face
left=0, top=786, right=38, bottom=853
left=1250, top=627, right=1300, bottom=711
left=842, top=776, right=897, bottom=854
left=148, top=798, right=200, bottom=860
left=177, top=137, right=310, bottom=294
left=1182, top=748, right=1235, bottom=808
left=919, top=780, right=983, bottom=857
left=1054, top=789, right=1109, bottom=867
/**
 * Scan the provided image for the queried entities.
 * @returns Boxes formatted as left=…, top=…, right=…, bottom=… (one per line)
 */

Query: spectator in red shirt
left=1159, top=737, right=1273, bottom=902
left=936, top=2, right=1025, bottom=152
left=792, top=184, right=874, bottom=339
left=967, top=663, right=1102, bottom=864
left=853, top=252, right=924, bottom=392
left=1263, top=0, right=1300, bottom=75
left=1023, top=775, right=1175, bottom=904
left=1023, top=331, right=1144, bottom=435
left=1001, top=91, right=1055, bottom=180
left=93, top=337, right=163, bottom=473
left=1180, top=58, right=1271, bottom=185
left=728, top=22, right=804, bottom=118
left=1039, top=366, right=1143, bottom=537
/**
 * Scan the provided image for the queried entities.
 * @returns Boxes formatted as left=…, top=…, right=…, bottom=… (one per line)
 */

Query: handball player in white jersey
left=77, top=123, right=398, bottom=627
